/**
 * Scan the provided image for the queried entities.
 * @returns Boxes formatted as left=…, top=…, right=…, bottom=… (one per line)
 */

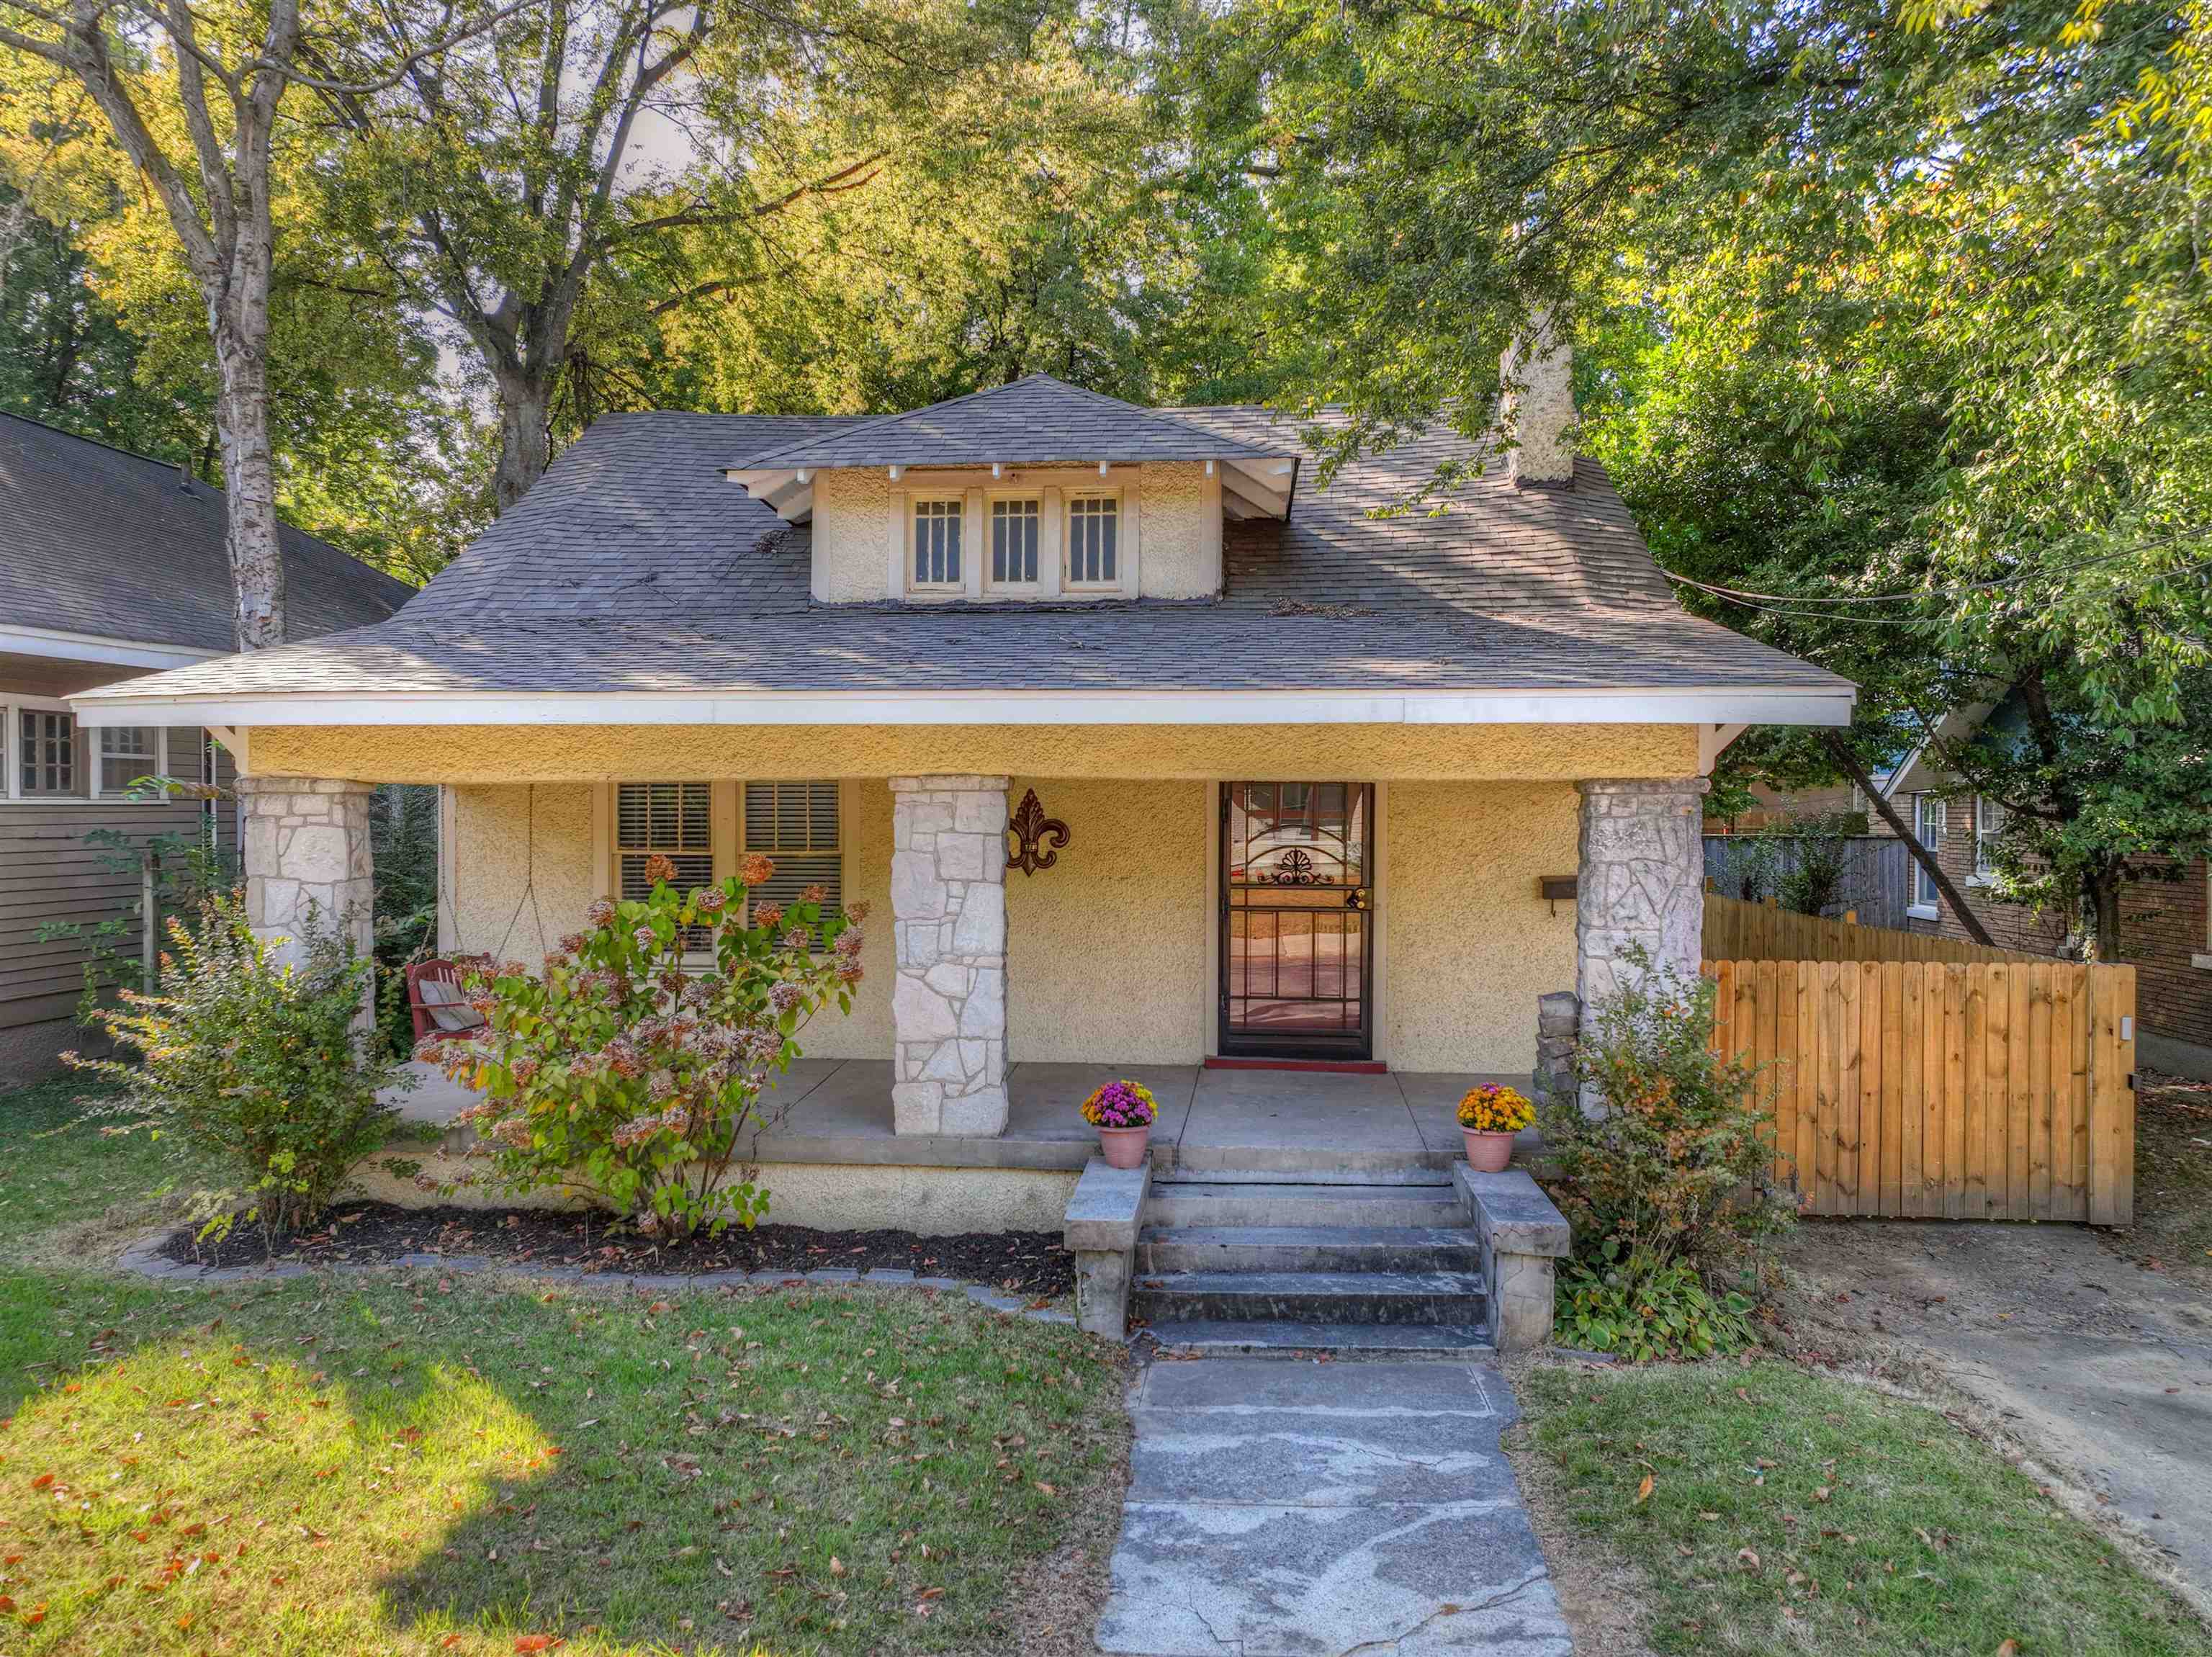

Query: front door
left=1219, top=782, right=1374, bottom=1059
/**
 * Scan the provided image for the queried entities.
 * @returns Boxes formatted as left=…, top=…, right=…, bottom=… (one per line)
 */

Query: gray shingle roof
left=734, top=374, right=1289, bottom=471
left=73, top=403, right=1851, bottom=704
left=0, top=413, right=415, bottom=651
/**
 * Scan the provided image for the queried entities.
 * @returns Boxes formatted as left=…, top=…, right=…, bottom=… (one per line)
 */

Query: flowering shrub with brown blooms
left=433, top=853, right=864, bottom=1237
left=68, top=894, right=405, bottom=1244
left=1541, top=947, right=1793, bottom=1358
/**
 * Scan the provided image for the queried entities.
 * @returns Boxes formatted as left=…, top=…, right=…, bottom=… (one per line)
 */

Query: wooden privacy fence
left=1705, top=958, right=2136, bottom=1224
left=1704, top=892, right=2039, bottom=966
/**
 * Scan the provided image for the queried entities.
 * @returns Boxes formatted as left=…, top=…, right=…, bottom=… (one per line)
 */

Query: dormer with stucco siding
left=727, top=376, right=1296, bottom=606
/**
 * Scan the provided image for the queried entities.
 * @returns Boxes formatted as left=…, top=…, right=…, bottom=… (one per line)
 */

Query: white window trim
left=1064, top=488, right=1127, bottom=592
left=4, top=696, right=88, bottom=804
left=878, top=467, right=1143, bottom=602
left=1908, top=792, right=1947, bottom=914
left=904, top=494, right=970, bottom=596
left=1967, top=795, right=2005, bottom=886
left=89, top=723, right=168, bottom=802
left=984, top=490, right=1047, bottom=594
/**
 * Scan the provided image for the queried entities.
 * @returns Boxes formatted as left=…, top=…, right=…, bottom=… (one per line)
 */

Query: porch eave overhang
left=66, top=684, right=1856, bottom=729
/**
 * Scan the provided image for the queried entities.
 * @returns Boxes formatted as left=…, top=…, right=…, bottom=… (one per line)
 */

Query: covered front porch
left=396, top=1058, right=1539, bottom=1175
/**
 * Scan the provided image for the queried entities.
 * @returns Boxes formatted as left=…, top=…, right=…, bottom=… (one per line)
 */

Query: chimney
left=1500, top=313, right=1575, bottom=488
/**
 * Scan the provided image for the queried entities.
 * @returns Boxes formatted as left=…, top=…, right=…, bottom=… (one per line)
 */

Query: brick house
left=1889, top=745, right=2212, bottom=1080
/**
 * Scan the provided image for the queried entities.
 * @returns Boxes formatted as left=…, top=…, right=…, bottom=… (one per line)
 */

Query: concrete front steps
left=1133, top=1167, right=1494, bottom=1359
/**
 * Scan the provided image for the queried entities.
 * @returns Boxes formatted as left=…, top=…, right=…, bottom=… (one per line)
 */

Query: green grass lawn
left=1521, top=1358, right=2211, bottom=1657
left=0, top=1078, right=1130, bottom=1656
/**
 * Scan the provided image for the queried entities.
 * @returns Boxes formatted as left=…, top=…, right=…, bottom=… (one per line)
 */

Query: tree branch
left=1823, top=732, right=1996, bottom=946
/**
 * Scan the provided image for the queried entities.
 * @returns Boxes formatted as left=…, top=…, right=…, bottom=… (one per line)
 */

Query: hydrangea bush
left=1079, top=1079, right=1156, bottom=1128
left=435, top=853, right=863, bottom=1237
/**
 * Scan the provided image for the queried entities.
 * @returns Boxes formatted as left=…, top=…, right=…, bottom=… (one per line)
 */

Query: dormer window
left=911, top=498, right=963, bottom=590
left=990, top=498, right=1040, bottom=588
left=1066, top=494, right=1120, bottom=588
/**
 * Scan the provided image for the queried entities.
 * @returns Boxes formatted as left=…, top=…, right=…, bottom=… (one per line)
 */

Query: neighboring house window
left=1066, top=495, right=1120, bottom=587
left=912, top=498, right=963, bottom=589
left=99, top=726, right=160, bottom=796
left=990, top=498, right=1040, bottom=586
left=742, top=781, right=842, bottom=928
left=19, top=709, right=79, bottom=796
left=1972, top=796, right=2005, bottom=881
left=1912, top=793, right=1947, bottom=910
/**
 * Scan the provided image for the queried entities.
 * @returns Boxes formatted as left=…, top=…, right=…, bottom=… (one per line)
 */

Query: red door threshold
left=1204, top=1056, right=1389, bottom=1075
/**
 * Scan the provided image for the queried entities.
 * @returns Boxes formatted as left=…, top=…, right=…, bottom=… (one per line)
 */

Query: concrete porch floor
left=392, top=1059, right=1537, bottom=1173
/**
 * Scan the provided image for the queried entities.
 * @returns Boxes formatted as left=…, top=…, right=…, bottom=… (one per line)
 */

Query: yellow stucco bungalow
left=67, top=349, right=1852, bottom=1271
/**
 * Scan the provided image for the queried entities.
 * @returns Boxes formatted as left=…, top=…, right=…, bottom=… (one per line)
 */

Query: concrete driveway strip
left=1096, top=1360, right=1572, bottom=1656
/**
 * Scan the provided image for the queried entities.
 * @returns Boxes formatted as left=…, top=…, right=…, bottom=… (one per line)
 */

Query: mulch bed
left=158, top=1203, right=1075, bottom=1295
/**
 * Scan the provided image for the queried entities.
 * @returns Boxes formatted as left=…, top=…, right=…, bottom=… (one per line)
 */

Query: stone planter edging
left=1062, top=1157, right=1151, bottom=1338
left=1452, top=1165, right=1571, bottom=1351
left=115, top=1227, right=1081, bottom=1329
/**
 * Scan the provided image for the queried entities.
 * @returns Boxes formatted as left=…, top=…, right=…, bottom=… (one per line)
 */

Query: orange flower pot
left=1461, top=1128, right=1514, bottom=1172
left=1098, top=1125, right=1152, bottom=1169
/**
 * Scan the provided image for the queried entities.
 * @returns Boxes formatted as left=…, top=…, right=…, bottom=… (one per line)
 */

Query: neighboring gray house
left=0, top=413, right=412, bottom=1082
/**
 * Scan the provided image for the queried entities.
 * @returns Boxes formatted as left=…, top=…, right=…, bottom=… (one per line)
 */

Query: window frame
left=1909, top=792, right=1947, bottom=917
left=12, top=700, right=85, bottom=801
left=599, top=780, right=845, bottom=956
left=93, top=724, right=166, bottom=800
left=1970, top=796, right=2005, bottom=884
left=1064, top=489, right=1123, bottom=590
left=907, top=496, right=967, bottom=593
left=741, top=780, right=844, bottom=938
left=986, top=493, right=1044, bottom=591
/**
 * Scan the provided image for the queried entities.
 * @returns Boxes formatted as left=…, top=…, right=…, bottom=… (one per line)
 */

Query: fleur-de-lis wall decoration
left=1006, top=788, right=1071, bottom=876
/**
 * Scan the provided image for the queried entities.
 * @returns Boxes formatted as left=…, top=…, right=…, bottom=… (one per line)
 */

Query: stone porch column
left=238, top=776, right=377, bottom=970
left=1575, top=774, right=1709, bottom=1021
left=889, top=776, right=1010, bottom=1136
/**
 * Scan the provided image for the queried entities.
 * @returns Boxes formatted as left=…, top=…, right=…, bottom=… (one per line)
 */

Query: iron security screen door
left=1220, top=782, right=1374, bottom=1059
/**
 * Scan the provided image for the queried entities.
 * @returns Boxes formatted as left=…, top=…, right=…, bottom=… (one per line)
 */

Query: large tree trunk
left=492, top=368, right=554, bottom=513
left=211, top=310, right=287, bottom=649
left=2088, top=866, right=2123, bottom=962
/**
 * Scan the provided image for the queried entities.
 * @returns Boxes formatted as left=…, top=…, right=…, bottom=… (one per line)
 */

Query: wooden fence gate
left=1705, top=959, right=2136, bottom=1223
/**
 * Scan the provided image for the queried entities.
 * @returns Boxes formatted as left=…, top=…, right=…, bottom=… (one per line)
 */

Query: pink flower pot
left=1462, top=1128, right=1514, bottom=1172
left=1098, top=1125, right=1152, bottom=1169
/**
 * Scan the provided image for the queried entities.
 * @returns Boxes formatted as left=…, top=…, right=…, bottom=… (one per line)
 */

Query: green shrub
left=1542, top=946, right=1794, bottom=1359
left=435, top=854, right=863, bottom=1238
left=1555, top=1240, right=1760, bottom=1362
left=68, top=893, right=405, bottom=1244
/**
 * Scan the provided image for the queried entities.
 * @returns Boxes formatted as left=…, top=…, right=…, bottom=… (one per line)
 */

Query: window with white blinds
left=743, top=781, right=841, bottom=923
left=615, top=781, right=715, bottom=901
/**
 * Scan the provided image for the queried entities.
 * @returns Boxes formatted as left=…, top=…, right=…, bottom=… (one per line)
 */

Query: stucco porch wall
left=247, top=722, right=1700, bottom=785
left=438, top=773, right=1581, bottom=1073
left=299, top=722, right=1686, bottom=1073
left=441, top=778, right=896, bottom=1062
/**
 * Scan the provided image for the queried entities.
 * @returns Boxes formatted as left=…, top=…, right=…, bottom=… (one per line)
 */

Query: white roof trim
left=0, top=623, right=220, bottom=671
left=68, top=685, right=1856, bottom=729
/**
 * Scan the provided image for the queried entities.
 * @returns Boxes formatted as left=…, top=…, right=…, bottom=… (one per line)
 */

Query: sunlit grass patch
left=1523, top=1359, right=2211, bottom=1657
left=0, top=1272, right=1127, bottom=1655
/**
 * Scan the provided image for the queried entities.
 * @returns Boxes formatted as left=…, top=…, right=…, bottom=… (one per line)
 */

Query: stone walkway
left=1095, top=1358, right=1571, bottom=1656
